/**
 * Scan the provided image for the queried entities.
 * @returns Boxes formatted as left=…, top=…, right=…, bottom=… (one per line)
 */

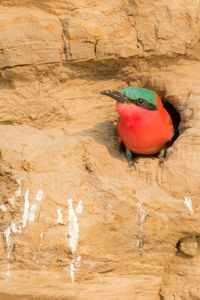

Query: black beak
left=100, top=90, right=130, bottom=103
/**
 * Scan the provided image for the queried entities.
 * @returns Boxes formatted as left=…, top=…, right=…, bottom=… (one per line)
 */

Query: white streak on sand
left=9, top=197, right=15, bottom=206
left=3, top=184, right=43, bottom=280
left=4, top=222, right=21, bottom=280
left=0, top=205, right=7, bottom=212
left=29, top=204, right=37, bottom=222
left=136, top=200, right=146, bottom=248
left=57, top=208, right=63, bottom=224
left=4, top=227, right=11, bottom=247
left=9, top=179, right=22, bottom=206
left=4, top=226, right=11, bottom=280
left=67, top=199, right=83, bottom=283
left=36, top=189, right=43, bottom=201
left=68, top=199, right=79, bottom=254
left=70, top=256, right=82, bottom=283
left=22, top=188, right=30, bottom=228
left=184, top=196, right=194, bottom=214
left=10, top=221, right=21, bottom=233
left=15, top=179, right=22, bottom=197
left=6, top=263, right=10, bottom=279
left=69, top=262, right=75, bottom=283
left=76, top=200, right=83, bottom=215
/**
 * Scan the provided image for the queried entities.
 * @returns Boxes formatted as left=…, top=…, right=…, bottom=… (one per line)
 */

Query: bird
left=100, top=87, right=174, bottom=166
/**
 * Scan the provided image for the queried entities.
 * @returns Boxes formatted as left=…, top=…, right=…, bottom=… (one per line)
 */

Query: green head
left=100, top=87, right=158, bottom=111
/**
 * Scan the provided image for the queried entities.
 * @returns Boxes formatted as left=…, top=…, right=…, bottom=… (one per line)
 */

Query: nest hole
left=163, top=99, right=181, bottom=145
left=175, top=236, right=200, bottom=257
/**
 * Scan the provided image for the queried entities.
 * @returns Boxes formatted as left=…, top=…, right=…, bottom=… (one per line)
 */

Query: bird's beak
left=100, top=90, right=130, bottom=103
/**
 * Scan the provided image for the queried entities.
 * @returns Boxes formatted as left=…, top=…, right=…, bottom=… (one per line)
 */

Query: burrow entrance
left=163, top=99, right=181, bottom=145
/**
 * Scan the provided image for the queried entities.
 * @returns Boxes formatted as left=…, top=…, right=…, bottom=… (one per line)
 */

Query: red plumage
left=116, top=94, right=173, bottom=155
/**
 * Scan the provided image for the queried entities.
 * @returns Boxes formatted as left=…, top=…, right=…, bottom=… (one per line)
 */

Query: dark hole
left=162, top=99, right=181, bottom=146
left=175, top=239, right=181, bottom=251
left=85, top=164, right=92, bottom=173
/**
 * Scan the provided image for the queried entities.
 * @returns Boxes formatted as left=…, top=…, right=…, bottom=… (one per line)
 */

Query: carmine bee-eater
left=100, top=87, right=174, bottom=166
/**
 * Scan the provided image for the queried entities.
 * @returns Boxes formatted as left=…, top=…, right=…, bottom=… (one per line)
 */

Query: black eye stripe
left=129, top=97, right=157, bottom=111
left=100, top=90, right=157, bottom=111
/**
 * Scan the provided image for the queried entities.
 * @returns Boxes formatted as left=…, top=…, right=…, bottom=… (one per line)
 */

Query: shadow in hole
left=163, top=100, right=181, bottom=146
left=175, top=251, right=194, bottom=260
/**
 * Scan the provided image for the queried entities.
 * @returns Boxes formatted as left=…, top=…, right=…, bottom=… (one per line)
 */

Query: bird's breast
left=117, top=104, right=173, bottom=155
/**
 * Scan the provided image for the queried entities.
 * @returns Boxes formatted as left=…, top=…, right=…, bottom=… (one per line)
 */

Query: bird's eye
left=137, top=98, right=144, bottom=105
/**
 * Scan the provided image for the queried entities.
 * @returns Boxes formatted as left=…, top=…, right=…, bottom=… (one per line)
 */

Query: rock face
left=0, top=1, right=200, bottom=299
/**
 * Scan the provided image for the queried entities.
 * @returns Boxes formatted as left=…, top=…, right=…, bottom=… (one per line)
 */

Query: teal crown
left=120, top=87, right=157, bottom=107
